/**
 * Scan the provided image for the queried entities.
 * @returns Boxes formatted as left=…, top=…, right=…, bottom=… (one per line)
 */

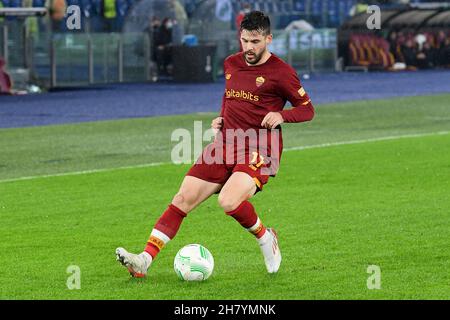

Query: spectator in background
left=388, top=31, right=397, bottom=48
left=401, top=38, right=418, bottom=69
left=183, top=0, right=199, bottom=18
left=388, top=31, right=401, bottom=61
left=168, top=0, right=188, bottom=29
left=146, top=16, right=162, bottom=59
left=436, top=30, right=446, bottom=48
left=415, top=42, right=431, bottom=69
left=79, top=0, right=93, bottom=32
left=46, top=0, right=67, bottom=32
left=144, top=16, right=162, bottom=80
left=438, top=37, right=450, bottom=67
left=235, top=3, right=251, bottom=51
left=102, top=0, right=117, bottom=32
left=235, top=3, right=251, bottom=30
left=436, top=30, right=449, bottom=67
left=168, top=0, right=188, bottom=44
left=116, top=0, right=129, bottom=32
left=154, top=17, right=174, bottom=76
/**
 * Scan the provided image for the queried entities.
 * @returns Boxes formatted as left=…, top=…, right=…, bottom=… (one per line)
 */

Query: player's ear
left=266, top=34, right=273, bottom=45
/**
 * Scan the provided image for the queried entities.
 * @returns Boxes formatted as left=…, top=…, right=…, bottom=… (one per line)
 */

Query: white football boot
left=258, top=228, right=282, bottom=273
left=116, top=247, right=152, bottom=278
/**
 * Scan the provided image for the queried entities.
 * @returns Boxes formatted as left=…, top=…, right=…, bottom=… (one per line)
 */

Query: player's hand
left=261, top=112, right=284, bottom=129
left=211, top=117, right=223, bottom=131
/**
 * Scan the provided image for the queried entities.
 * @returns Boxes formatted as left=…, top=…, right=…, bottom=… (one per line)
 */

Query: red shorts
left=186, top=143, right=272, bottom=192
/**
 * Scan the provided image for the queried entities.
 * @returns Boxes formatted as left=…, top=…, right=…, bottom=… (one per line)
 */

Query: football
left=174, top=244, right=214, bottom=281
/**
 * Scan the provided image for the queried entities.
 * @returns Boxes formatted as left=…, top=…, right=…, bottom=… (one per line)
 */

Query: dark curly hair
left=240, top=11, right=271, bottom=36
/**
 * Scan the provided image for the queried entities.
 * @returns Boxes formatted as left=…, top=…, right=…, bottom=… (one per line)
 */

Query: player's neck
left=246, top=50, right=272, bottom=67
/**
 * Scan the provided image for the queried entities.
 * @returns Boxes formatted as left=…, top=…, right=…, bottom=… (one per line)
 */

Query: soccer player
left=116, top=11, right=315, bottom=277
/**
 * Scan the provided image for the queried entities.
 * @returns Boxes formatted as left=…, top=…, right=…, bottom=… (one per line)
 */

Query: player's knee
left=172, top=192, right=196, bottom=213
left=218, top=193, right=240, bottom=212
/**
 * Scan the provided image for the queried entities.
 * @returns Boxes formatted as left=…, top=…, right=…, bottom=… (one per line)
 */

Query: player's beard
left=244, top=50, right=264, bottom=65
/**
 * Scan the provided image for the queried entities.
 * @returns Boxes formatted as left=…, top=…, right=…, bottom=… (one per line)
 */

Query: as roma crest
left=256, top=76, right=265, bottom=87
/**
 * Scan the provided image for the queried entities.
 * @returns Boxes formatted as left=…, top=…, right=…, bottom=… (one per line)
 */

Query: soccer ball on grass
left=174, top=244, right=214, bottom=281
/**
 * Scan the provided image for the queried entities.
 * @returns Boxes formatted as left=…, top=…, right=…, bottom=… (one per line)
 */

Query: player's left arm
left=261, top=69, right=314, bottom=129
left=277, top=68, right=315, bottom=123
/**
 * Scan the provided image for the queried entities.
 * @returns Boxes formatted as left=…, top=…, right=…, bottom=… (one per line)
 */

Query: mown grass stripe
left=1, top=130, right=448, bottom=184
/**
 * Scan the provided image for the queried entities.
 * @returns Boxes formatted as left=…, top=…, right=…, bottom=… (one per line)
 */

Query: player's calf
left=144, top=204, right=187, bottom=258
left=218, top=193, right=243, bottom=212
left=172, top=192, right=197, bottom=214
left=226, top=200, right=267, bottom=239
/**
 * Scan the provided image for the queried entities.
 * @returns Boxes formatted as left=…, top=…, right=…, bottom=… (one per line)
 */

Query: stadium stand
left=0, top=0, right=446, bottom=32
left=0, top=0, right=359, bottom=31
left=347, top=33, right=395, bottom=70
left=1, top=0, right=448, bottom=90
left=339, top=5, right=450, bottom=71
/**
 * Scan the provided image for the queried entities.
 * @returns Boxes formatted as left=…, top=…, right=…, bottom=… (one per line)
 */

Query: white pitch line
left=283, top=130, right=450, bottom=152
left=0, top=162, right=169, bottom=184
left=0, top=130, right=449, bottom=184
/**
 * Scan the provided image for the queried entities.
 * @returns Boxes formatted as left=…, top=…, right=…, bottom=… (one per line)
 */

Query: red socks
left=144, top=204, right=187, bottom=258
left=226, top=201, right=267, bottom=238
left=144, top=201, right=266, bottom=260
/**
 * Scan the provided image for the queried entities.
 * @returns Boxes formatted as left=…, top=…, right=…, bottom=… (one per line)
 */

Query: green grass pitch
left=0, top=94, right=449, bottom=299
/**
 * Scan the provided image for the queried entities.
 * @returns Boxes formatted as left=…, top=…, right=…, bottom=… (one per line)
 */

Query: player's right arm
left=213, top=89, right=226, bottom=130
left=213, top=56, right=232, bottom=130
left=219, top=91, right=226, bottom=118
left=211, top=116, right=223, bottom=130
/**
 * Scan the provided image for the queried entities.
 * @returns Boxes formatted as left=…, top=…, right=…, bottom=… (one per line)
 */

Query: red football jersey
left=218, top=51, right=314, bottom=173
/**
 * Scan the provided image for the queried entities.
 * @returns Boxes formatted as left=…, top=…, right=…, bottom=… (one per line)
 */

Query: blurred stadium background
left=0, top=0, right=448, bottom=91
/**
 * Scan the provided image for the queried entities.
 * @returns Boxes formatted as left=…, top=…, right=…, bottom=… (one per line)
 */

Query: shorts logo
left=256, top=76, right=265, bottom=87
left=298, top=87, right=306, bottom=97
left=249, top=152, right=265, bottom=171
left=225, top=73, right=231, bottom=80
